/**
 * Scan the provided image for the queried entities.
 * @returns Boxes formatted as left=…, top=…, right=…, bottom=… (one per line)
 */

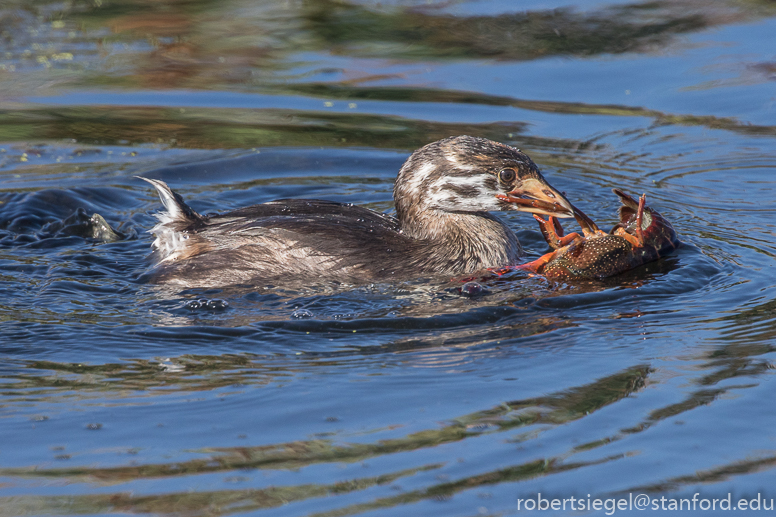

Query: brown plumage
left=140, top=136, right=574, bottom=288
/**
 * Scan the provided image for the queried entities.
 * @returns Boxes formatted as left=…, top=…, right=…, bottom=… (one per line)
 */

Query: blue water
left=1, top=1, right=776, bottom=516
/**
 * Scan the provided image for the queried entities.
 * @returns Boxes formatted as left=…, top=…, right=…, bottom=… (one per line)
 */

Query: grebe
left=140, top=136, right=574, bottom=287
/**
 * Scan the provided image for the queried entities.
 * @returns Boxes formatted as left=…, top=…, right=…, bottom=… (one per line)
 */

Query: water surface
left=1, top=0, right=776, bottom=515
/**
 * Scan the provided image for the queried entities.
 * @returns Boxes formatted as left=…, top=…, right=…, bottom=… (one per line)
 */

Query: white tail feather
left=138, top=177, right=199, bottom=261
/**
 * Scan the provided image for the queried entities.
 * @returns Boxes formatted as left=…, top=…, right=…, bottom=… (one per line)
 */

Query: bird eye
left=498, top=168, right=516, bottom=183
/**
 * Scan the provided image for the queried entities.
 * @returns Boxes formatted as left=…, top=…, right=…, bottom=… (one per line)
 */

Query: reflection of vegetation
left=629, top=454, right=776, bottom=493
left=0, top=456, right=628, bottom=516
left=699, top=344, right=774, bottom=386
left=2, top=365, right=649, bottom=482
left=0, top=457, right=629, bottom=516
left=3, top=97, right=772, bottom=154
left=2, top=0, right=773, bottom=153
left=4, top=338, right=775, bottom=514
left=9, top=0, right=773, bottom=81
left=619, top=344, right=776, bottom=494
left=709, top=297, right=776, bottom=345
left=572, top=338, right=776, bottom=456
left=0, top=364, right=649, bottom=515
left=4, top=323, right=776, bottom=514
left=1, top=355, right=282, bottom=404
left=303, top=0, right=711, bottom=60
left=3, top=0, right=775, bottom=94
left=0, top=105, right=533, bottom=150
left=277, top=83, right=776, bottom=137
left=0, top=464, right=440, bottom=517
left=301, top=454, right=625, bottom=517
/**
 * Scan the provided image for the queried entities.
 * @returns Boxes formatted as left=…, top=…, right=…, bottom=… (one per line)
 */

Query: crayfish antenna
left=635, top=194, right=646, bottom=246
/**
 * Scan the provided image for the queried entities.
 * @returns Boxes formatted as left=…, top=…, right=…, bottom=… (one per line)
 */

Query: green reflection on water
left=0, top=364, right=649, bottom=515
left=2, top=98, right=772, bottom=156
left=0, top=464, right=441, bottom=516
left=3, top=329, right=774, bottom=514
left=2, top=364, right=648, bottom=478
left=0, top=105, right=531, bottom=150
left=4, top=0, right=774, bottom=93
left=303, top=0, right=711, bottom=59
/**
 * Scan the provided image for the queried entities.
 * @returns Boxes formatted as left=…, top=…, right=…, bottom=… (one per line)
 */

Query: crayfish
left=516, top=189, right=679, bottom=279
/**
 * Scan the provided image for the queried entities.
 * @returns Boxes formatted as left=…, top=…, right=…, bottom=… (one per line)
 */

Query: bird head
left=394, top=136, right=574, bottom=221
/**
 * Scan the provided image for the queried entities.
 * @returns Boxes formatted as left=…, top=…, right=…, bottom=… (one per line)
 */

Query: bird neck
left=398, top=206, right=523, bottom=270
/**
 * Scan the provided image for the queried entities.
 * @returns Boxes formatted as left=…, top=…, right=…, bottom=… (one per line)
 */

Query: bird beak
left=495, top=178, right=575, bottom=218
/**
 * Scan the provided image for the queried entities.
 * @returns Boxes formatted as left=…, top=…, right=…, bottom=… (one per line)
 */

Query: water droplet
left=460, top=282, right=486, bottom=297
left=185, top=300, right=202, bottom=309
left=185, top=298, right=228, bottom=310
left=207, top=299, right=228, bottom=309
left=292, top=309, right=313, bottom=319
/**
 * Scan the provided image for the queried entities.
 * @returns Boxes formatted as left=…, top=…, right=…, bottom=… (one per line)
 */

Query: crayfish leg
left=614, top=194, right=647, bottom=248
left=614, top=229, right=642, bottom=248
left=517, top=248, right=564, bottom=274
left=535, top=214, right=583, bottom=249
